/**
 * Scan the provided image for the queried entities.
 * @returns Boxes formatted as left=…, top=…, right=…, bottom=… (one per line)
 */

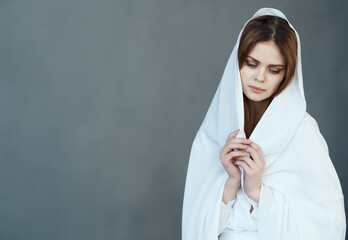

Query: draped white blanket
left=182, top=7, right=346, bottom=240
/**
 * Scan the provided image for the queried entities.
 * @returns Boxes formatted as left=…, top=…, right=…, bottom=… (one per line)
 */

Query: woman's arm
left=222, top=177, right=240, bottom=204
left=219, top=178, right=239, bottom=235
left=233, top=141, right=265, bottom=203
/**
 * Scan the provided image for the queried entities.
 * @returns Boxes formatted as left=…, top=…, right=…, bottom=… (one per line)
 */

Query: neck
left=243, top=95, right=273, bottom=138
left=249, top=99, right=270, bottom=118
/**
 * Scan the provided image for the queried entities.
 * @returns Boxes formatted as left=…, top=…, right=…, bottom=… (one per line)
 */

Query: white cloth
left=181, top=7, right=346, bottom=240
left=218, top=188, right=259, bottom=238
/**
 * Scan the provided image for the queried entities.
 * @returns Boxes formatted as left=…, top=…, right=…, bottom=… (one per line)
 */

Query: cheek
left=269, top=75, right=285, bottom=91
left=240, top=68, right=253, bottom=84
left=240, top=70, right=249, bottom=92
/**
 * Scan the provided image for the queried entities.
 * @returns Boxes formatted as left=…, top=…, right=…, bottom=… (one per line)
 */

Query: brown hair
left=238, top=15, right=298, bottom=138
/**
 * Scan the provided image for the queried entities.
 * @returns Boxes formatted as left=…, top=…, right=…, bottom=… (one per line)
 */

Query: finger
left=226, top=129, right=240, bottom=141
left=228, top=137, right=252, bottom=145
left=234, top=155, right=255, bottom=169
left=234, top=160, right=252, bottom=174
left=221, top=137, right=247, bottom=154
left=253, top=143, right=265, bottom=166
left=223, top=143, right=248, bottom=155
left=243, top=145, right=264, bottom=167
left=227, top=151, right=247, bottom=161
left=234, top=156, right=256, bottom=169
left=249, top=141, right=262, bottom=153
left=220, top=151, right=246, bottom=165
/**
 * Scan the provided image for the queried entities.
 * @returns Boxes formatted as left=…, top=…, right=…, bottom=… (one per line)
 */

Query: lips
left=250, top=85, right=265, bottom=91
left=249, top=85, right=265, bottom=94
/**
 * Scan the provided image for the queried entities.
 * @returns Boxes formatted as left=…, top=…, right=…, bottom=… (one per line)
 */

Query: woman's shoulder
left=297, top=112, right=323, bottom=135
left=294, top=111, right=329, bottom=154
left=301, top=112, right=318, bottom=126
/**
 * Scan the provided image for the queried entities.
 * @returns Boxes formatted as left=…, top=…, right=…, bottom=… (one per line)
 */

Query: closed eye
left=246, top=61, right=257, bottom=68
left=269, top=69, right=281, bottom=74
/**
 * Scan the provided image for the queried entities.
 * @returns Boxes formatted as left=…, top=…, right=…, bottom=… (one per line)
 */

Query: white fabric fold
left=219, top=199, right=236, bottom=235
left=182, top=7, right=346, bottom=240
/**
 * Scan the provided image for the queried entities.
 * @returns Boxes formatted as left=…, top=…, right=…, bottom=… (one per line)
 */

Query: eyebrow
left=247, top=56, right=285, bottom=67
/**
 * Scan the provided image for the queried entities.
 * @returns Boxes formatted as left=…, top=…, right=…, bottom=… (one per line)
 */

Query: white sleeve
left=249, top=200, right=259, bottom=224
left=218, top=198, right=236, bottom=235
left=242, top=190, right=259, bottom=224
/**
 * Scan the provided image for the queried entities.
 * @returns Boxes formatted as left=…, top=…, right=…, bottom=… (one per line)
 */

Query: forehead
left=248, top=41, right=285, bottom=65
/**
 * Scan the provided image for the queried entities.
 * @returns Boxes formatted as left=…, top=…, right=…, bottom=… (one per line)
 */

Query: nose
left=255, top=67, right=266, bottom=82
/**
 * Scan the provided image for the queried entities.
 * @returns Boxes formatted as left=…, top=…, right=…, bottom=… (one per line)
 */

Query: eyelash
left=246, top=62, right=281, bottom=74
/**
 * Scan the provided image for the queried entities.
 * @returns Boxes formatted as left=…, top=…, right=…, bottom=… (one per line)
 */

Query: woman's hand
left=233, top=140, right=265, bottom=203
left=219, top=129, right=251, bottom=184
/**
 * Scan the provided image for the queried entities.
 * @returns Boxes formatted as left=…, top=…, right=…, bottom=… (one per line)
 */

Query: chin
left=250, top=97, right=266, bottom=102
left=244, top=92, right=270, bottom=102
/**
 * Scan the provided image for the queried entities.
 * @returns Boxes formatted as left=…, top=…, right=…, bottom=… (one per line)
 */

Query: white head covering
left=182, top=7, right=346, bottom=239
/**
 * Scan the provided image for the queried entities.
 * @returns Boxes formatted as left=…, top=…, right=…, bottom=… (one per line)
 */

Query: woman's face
left=240, top=41, right=286, bottom=102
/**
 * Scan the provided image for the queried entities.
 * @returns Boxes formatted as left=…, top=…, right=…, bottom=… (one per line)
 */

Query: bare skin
left=219, top=129, right=250, bottom=204
left=220, top=40, right=284, bottom=212
left=219, top=129, right=265, bottom=213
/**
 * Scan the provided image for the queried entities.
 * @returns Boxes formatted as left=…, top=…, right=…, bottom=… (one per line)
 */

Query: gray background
left=1, top=0, right=347, bottom=239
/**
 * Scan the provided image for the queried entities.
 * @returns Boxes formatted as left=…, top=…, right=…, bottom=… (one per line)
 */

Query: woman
left=182, top=7, right=346, bottom=240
